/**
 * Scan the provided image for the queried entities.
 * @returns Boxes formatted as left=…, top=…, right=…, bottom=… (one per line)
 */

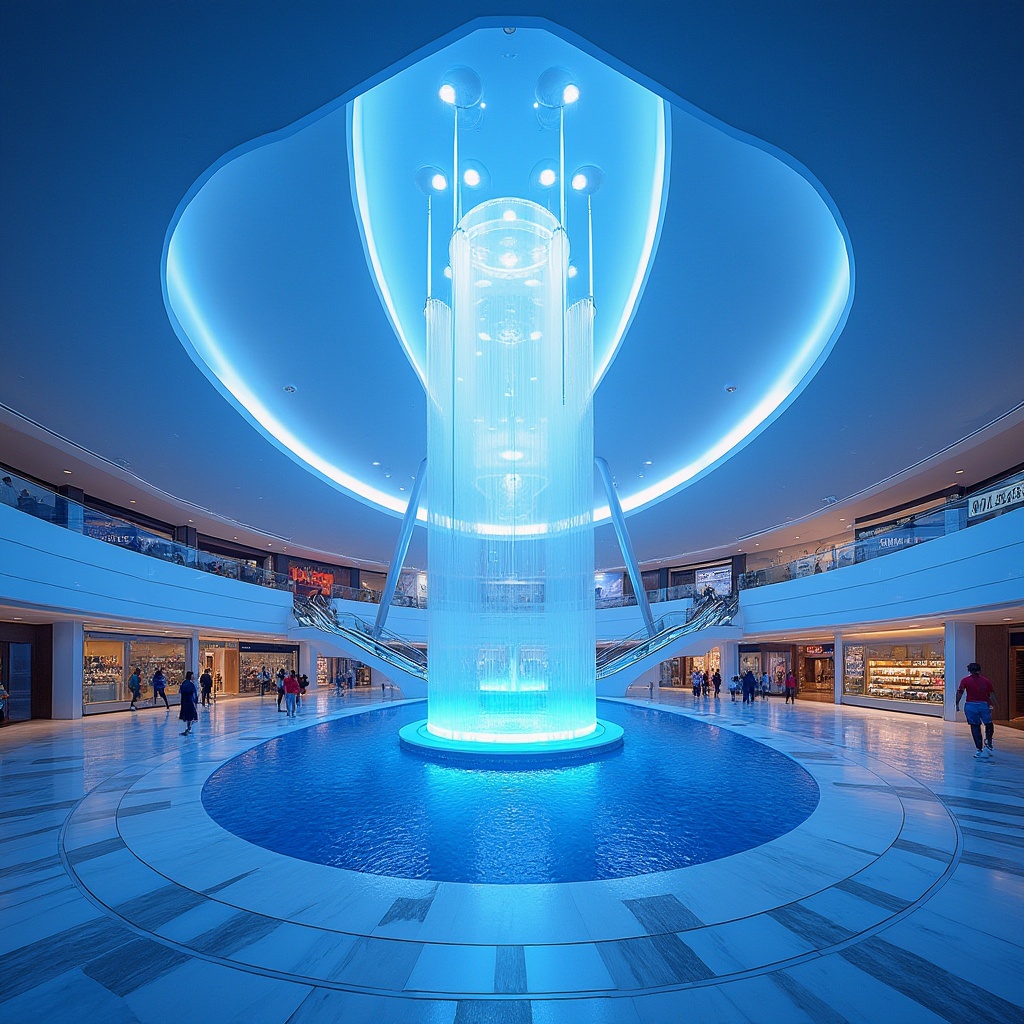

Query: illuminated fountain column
left=417, top=196, right=607, bottom=752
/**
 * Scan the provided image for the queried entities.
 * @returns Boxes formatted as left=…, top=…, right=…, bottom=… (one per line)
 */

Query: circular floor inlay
left=202, top=701, right=819, bottom=884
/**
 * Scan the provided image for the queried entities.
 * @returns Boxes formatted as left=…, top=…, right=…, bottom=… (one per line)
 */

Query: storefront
left=658, top=648, right=723, bottom=689
left=738, top=644, right=793, bottom=694
left=798, top=643, right=835, bottom=701
left=841, top=634, right=945, bottom=716
left=238, top=642, right=299, bottom=694
left=199, top=638, right=240, bottom=696
left=321, top=656, right=371, bottom=690
left=0, top=622, right=51, bottom=722
left=83, top=631, right=189, bottom=712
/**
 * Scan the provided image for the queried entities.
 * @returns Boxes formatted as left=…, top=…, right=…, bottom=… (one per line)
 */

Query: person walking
left=257, top=665, right=271, bottom=695
left=742, top=669, right=757, bottom=704
left=712, top=669, right=722, bottom=698
left=955, top=662, right=998, bottom=758
left=151, top=668, right=169, bottom=708
left=127, top=666, right=142, bottom=711
left=760, top=671, right=772, bottom=701
left=199, top=668, right=214, bottom=707
left=276, top=668, right=287, bottom=712
left=283, top=670, right=301, bottom=717
left=297, top=673, right=309, bottom=710
left=179, top=671, right=199, bottom=736
left=729, top=675, right=740, bottom=701
left=784, top=671, right=798, bottom=704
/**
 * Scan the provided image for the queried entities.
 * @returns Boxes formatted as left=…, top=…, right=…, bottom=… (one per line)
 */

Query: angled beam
left=373, top=458, right=427, bottom=639
left=594, top=456, right=656, bottom=638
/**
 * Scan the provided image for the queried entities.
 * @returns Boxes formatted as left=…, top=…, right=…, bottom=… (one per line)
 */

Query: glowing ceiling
left=163, top=20, right=853, bottom=522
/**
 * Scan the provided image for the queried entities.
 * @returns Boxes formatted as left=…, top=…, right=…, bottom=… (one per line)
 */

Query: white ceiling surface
left=2, top=4, right=1022, bottom=574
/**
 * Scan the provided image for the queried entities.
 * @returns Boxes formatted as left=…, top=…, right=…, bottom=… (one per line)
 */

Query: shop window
left=84, top=639, right=126, bottom=705
left=843, top=639, right=944, bottom=704
left=129, top=639, right=187, bottom=697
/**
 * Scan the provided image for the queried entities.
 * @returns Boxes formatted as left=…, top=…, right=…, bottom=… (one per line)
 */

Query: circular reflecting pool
left=202, top=701, right=818, bottom=884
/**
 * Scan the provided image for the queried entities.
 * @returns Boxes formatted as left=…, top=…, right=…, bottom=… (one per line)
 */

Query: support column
left=299, top=644, right=320, bottom=687
left=944, top=620, right=975, bottom=723
left=720, top=640, right=739, bottom=685
left=188, top=631, right=200, bottom=679
left=52, top=620, right=84, bottom=719
left=833, top=632, right=844, bottom=705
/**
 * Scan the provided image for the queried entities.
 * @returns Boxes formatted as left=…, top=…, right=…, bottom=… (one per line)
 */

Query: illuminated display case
left=843, top=640, right=944, bottom=705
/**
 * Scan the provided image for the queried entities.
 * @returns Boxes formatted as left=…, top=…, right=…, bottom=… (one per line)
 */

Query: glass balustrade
left=4, top=463, right=1021, bottom=604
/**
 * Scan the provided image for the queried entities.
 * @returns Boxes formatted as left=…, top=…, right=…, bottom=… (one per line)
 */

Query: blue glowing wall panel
left=427, top=198, right=595, bottom=743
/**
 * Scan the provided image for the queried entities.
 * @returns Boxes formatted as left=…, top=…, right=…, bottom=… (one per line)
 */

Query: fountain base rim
left=398, top=718, right=624, bottom=767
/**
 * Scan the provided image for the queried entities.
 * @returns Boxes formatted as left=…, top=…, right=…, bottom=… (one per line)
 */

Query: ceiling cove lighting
left=164, top=23, right=852, bottom=525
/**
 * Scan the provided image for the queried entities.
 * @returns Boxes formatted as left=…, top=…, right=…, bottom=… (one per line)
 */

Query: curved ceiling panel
left=163, top=19, right=852, bottom=522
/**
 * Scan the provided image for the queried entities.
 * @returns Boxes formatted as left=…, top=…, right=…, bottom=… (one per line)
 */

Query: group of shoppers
left=690, top=669, right=722, bottom=698
left=727, top=669, right=798, bottom=703
left=275, top=668, right=308, bottom=717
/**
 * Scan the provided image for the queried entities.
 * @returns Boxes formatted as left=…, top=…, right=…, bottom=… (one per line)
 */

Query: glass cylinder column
left=418, top=196, right=603, bottom=751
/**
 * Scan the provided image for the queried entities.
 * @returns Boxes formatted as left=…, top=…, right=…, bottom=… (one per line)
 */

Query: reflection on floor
left=2, top=688, right=1022, bottom=1023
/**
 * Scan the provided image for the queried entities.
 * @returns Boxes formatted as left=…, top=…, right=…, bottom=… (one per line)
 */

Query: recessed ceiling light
left=129, top=499, right=136, bottom=504
left=1003, top=617, right=1013, bottom=621
left=955, top=469, right=964, bottom=474
left=644, top=460, right=653, bottom=466
left=372, top=461, right=380, bottom=467
left=12, top=617, right=22, bottom=620
left=724, top=385, right=738, bottom=393
left=754, top=543, right=759, bottom=546
left=283, top=385, right=297, bottom=393
left=399, top=486, right=406, bottom=491
left=63, top=469, right=72, bottom=475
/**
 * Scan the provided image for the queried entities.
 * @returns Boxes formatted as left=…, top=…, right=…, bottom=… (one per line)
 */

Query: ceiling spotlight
left=955, top=469, right=964, bottom=474
left=283, top=385, right=296, bottom=393
left=415, top=165, right=448, bottom=194
left=644, top=460, right=653, bottom=466
left=63, top=469, right=72, bottom=475
left=503, top=26, right=516, bottom=35
left=438, top=66, right=483, bottom=108
left=570, top=165, right=603, bottom=195
left=535, top=67, right=580, bottom=109
left=724, top=384, right=738, bottom=393
left=372, top=461, right=380, bottom=467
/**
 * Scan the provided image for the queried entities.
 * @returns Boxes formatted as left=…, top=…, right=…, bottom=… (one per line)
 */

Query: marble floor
left=2, top=689, right=1022, bottom=1024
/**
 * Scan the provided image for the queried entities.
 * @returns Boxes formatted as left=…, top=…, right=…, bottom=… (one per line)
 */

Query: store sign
left=804, top=644, right=834, bottom=657
left=290, top=564, right=335, bottom=596
left=968, top=480, right=1024, bottom=519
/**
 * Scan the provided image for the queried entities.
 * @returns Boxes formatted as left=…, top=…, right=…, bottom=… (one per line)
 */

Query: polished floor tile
left=1, top=690, right=1022, bottom=1022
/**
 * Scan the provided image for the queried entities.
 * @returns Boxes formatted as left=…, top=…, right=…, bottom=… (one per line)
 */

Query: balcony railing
left=6, top=461, right=1020, bottom=608
left=738, top=467, right=1024, bottom=591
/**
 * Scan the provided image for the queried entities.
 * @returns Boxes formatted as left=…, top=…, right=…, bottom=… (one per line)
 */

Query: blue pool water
left=202, top=701, right=819, bottom=884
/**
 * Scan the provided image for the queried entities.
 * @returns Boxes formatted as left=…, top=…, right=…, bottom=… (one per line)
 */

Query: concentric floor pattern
left=2, top=690, right=1022, bottom=1023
